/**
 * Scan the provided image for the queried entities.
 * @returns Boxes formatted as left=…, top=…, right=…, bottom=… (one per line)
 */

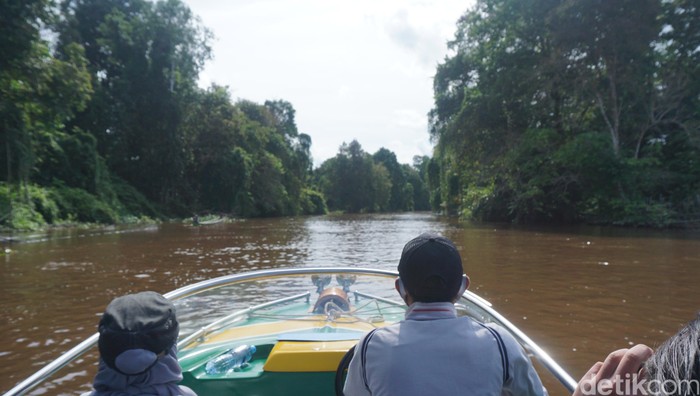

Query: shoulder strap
left=360, top=328, right=380, bottom=393
left=478, top=323, right=510, bottom=385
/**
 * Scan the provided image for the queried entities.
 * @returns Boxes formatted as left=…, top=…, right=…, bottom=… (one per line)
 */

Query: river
left=2, top=213, right=699, bottom=395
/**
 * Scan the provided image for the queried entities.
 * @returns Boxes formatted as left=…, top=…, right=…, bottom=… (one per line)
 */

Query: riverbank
left=3, top=181, right=696, bottom=234
left=0, top=181, right=161, bottom=233
left=0, top=213, right=249, bottom=247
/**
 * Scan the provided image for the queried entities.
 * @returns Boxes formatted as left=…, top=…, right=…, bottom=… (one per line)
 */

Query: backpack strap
left=478, top=323, right=510, bottom=385
left=360, top=328, right=380, bottom=393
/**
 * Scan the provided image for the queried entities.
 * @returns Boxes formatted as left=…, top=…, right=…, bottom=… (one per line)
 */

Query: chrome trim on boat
left=461, top=290, right=578, bottom=392
left=4, top=267, right=576, bottom=396
left=352, top=291, right=404, bottom=307
left=3, top=268, right=394, bottom=396
left=161, top=267, right=398, bottom=301
left=3, top=332, right=101, bottom=396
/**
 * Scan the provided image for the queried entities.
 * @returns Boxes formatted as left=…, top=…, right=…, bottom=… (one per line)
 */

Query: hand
left=573, top=344, right=653, bottom=396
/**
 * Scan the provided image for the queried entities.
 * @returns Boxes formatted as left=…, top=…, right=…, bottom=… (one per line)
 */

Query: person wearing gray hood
left=84, top=291, right=197, bottom=396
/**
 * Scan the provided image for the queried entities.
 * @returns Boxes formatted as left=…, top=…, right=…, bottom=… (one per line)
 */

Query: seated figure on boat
left=343, top=232, right=548, bottom=396
left=83, top=291, right=197, bottom=396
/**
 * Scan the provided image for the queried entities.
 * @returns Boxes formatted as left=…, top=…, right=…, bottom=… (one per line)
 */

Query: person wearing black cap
left=83, top=291, right=197, bottom=396
left=343, top=233, right=547, bottom=396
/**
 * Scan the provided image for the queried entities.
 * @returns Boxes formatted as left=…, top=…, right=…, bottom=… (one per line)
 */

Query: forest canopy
left=428, top=0, right=700, bottom=227
left=0, top=0, right=428, bottom=230
left=1, top=0, right=698, bottom=230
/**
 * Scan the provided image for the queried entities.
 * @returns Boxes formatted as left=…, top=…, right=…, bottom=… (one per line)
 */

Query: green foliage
left=606, top=200, right=676, bottom=228
left=373, top=148, right=408, bottom=211
left=0, top=184, right=46, bottom=231
left=316, top=141, right=378, bottom=213
left=429, top=0, right=700, bottom=227
left=182, top=90, right=314, bottom=218
left=55, top=0, right=212, bottom=211
left=0, top=183, right=121, bottom=230
left=1, top=38, right=92, bottom=191
left=108, top=176, right=160, bottom=219
left=34, top=128, right=99, bottom=191
left=197, top=145, right=253, bottom=214
left=300, top=189, right=327, bottom=215
left=50, top=185, right=118, bottom=224
left=1, top=0, right=428, bottom=230
left=27, top=184, right=61, bottom=224
left=370, top=162, right=392, bottom=212
left=0, top=0, right=51, bottom=72
left=459, top=183, right=492, bottom=221
left=403, top=163, right=428, bottom=211
left=7, top=202, right=47, bottom=231
left=425, top=157, right=442, bottom=210
left=250, top=152, right=288, bottom=217
left=314, top=141, right=429, bottom=214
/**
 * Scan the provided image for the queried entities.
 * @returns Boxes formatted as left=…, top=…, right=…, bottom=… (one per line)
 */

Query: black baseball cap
left=98, top=291, right=179, bottom=373
left=398, top=233, right=464, bottom=302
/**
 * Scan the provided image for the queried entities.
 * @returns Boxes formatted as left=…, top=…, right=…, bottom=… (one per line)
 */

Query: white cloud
left=392, top=108, right=426, bottom=129
left=184, top=0, right=473, bottom=166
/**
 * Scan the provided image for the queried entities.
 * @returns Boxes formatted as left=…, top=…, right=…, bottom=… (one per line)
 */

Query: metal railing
left=461, top=290, right=577, bottom=392
left=177, top=292, right=311, bottom=349
left=3, top=267, right=575, bottom=395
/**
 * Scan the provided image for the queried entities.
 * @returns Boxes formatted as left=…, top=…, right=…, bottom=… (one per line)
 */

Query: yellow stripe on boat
left=202, top=317, right=380, bottom=346
left=263, top=340, right=358, bottom=372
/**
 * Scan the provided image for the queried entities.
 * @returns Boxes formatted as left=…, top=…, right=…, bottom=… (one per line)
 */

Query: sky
left=182, top=0, right=474, bottom=167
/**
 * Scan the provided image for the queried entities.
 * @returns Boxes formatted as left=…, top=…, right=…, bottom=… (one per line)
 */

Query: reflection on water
left=1, top=213, right=699, bottom=395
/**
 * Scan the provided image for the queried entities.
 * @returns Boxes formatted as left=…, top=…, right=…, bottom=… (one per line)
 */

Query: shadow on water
left=1, top=213, right=699, bottom=395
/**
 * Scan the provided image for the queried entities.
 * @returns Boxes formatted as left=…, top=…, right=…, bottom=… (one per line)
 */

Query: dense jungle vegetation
left=0, top=0, right=429, bottom=230
left=1, top=0, right=698, bottom=230
left=428, top=0, right=700, bottom=227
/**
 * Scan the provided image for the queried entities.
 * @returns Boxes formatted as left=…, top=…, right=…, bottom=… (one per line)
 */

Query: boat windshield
left=4, top=268, right=575, bottom=396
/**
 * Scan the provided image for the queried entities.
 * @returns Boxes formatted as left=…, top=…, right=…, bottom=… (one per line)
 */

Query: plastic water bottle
left=205, top=345, right=257, bottom=375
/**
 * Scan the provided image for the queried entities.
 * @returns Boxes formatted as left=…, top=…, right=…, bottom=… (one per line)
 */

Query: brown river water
left=1, top=212, right=699, bottom=395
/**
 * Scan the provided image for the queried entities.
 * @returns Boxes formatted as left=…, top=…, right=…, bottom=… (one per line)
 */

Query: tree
left=429, top=0, right=700, bottom=225
left=1, top=0, right=55, bottom=189
left=56, top=0, right=212, bottom=212
left=315, top=140, right=394, bottom=213
left=1, top=0, right=328, bottom=227
left=373, top=148, right=409, bottom=211
left=1, top=39, right=92, bottom=196
left=184, top=86, right=250, bottom=213
left=555, top=0, right=661, bottom=158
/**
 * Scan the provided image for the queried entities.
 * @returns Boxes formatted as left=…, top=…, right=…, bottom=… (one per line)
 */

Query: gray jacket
left=343, top=302, right=547, bottom=396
